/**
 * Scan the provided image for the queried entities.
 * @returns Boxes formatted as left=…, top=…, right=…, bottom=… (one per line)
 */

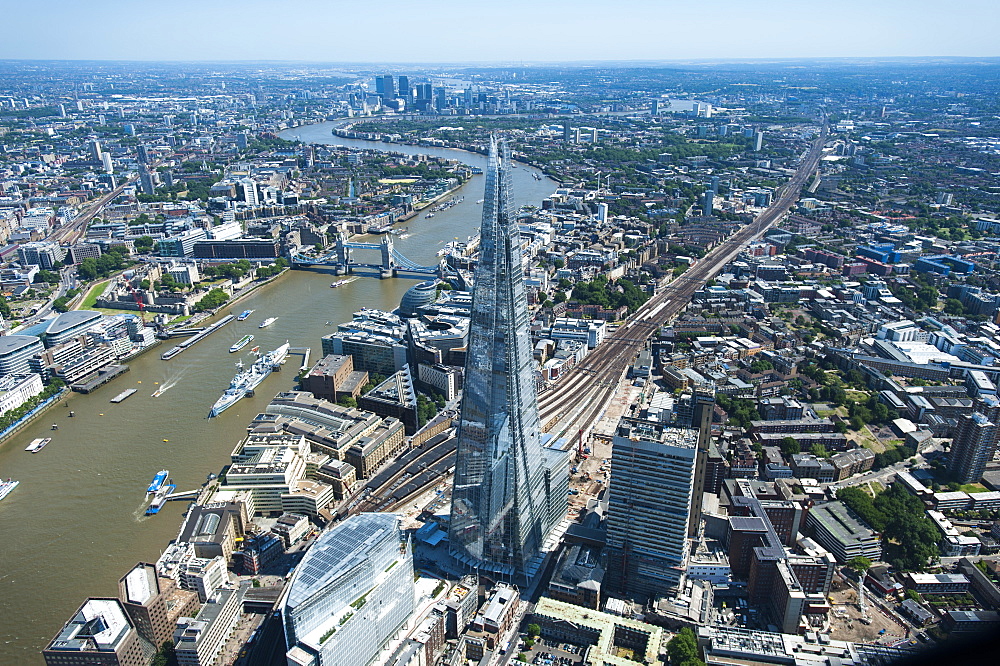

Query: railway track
left=538, top=123, right=829, bottom=438
left=340, top=431, right=458, bottom=518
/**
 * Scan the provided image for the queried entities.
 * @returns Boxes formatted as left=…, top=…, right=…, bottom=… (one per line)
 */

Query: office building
left=42, top=310, right=103, bottom=348
left=18, top=240, right=67, bottom=269
left=43, top=598, right=147, bottom=666
left=949, top=396, right=1000, bottom=483
left=118, top=563, right=173, bottom=648
left=448, top=138, right=567, bottom=582
left=0, top=335, right=44, bottom=376
left=282, top=513, right=416, bottom=666
left=805, top=501, right=882, bottom=562
left=377, top=74, right=396, bottom=100
left=605, top=418, right=698, bottom=597
left=173, top=586, right=243, bottom=666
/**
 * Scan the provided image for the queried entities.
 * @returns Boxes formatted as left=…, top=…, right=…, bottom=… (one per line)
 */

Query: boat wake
left=152, top=372, right=184, bottom=397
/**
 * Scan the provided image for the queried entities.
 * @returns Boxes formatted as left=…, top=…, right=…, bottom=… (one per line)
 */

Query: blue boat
left=237, top=309, right=254, bottom=321
left=146, top=470, right=169, bottom=496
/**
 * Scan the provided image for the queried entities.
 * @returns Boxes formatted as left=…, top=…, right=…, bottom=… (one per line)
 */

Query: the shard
left=448, top=137, right=567, bottom=582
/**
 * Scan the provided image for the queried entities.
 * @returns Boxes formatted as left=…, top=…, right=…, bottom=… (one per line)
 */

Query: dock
left=161, top=314, right=235, bottom=361
left=110, top=388, right=138, bottom=403
left=289, top=347, right=311, bottom=372
left=72, top=365, right=130, bottom=393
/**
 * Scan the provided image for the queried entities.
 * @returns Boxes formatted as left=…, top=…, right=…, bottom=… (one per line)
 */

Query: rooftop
left=44, top=309, right=102, bottom=337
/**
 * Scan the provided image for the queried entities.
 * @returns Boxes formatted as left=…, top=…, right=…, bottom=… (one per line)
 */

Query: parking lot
left=520, top=637, right=586, bottom=665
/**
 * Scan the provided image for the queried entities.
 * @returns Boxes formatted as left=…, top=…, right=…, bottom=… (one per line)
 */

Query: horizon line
left=2, top=55, right=1000, bottom=67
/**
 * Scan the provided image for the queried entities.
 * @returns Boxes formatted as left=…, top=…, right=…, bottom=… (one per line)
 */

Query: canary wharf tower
left=448, top=138, right=567, bottom=582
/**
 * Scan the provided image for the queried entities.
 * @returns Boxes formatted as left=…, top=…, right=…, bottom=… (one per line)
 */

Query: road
left=537, top=120, right=830, bottom=440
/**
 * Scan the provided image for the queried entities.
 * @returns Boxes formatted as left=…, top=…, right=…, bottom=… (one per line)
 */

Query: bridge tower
left=380, top=234, right=396, bottom=278
left=335, top=231, right=352, bottom=275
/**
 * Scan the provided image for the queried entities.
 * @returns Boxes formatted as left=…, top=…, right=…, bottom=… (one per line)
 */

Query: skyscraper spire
left=448, top=137, right=566, bottom=581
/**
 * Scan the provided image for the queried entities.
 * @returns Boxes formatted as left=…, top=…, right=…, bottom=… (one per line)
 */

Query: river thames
left=0, top=121, right=555, bottom=663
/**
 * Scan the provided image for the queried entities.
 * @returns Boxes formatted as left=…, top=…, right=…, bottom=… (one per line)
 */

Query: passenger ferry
left=145, top=484, right=175, bottom=515
left=230, top=334, right=254, bottom=353
left=237, top=309, right=255, bottom=321
left=146, top=470, right=169, bottom=497
left=25, top=438, right=51, bottom=453
left=259, top=317, right=277, bottom=329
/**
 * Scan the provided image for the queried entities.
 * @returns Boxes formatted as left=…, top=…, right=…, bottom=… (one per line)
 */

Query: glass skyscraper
left=448, top=138, right=566, bottom=582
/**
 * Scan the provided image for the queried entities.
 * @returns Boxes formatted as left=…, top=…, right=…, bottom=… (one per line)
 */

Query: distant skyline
left=3, top=0, right=998, bottom=63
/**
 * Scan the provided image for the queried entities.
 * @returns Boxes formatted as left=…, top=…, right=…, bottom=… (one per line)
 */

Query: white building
left=282, top=513, right=416, bottom=666
left=0, top=373, right=44, bottom=415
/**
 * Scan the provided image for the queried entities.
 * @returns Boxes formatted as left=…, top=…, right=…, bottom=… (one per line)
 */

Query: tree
left=780, top=436, right=801, bottom=456
left=33, top=269, right=60, bottom=284
left=338, top=396, right=357, bottom=408
left=848, top=556, right=872, bottom=575
left=810, top=443, right=830, bottom=459
left=526, top=623, right=541, bottom=638
left=194, top=288, right=229, bottom=312
left=667, top=627, right=705, bottom=666
left=135, top=235, right=156, bottom=253
left=943, top=298, right=965, bottom=315
left=151, top=640, right=177, bottom=666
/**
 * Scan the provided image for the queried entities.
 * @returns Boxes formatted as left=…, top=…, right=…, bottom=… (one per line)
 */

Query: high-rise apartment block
left=687, top=389, right=715, bottom=537
left=282, top=513, right=415, bottom=666
left=949, top=395, right=1000, bottom=483
left=605, top=418, right=698, bottom=597
left=448, top=138, right=567, bottom=582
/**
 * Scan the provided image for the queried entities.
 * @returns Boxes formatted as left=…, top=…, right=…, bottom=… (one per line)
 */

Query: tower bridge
left=291, top=231, right=449, bottom=278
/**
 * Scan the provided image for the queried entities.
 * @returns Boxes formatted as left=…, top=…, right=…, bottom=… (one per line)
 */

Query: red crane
left=124, top=279, right=145, bottom=321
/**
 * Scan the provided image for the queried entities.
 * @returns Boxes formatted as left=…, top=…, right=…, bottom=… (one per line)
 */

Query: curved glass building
left=282, top=513, right=414, bottom=666
left=398, top=279, right=439, bottom=317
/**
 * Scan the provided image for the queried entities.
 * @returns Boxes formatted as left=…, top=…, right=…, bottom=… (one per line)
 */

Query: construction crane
left=123, top=279, right=146, bottom=322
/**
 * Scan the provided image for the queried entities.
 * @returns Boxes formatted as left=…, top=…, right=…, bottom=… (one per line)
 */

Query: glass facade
left=448, top=138, right=566, bottom=581
left=282, top=513, right=415, bottom=666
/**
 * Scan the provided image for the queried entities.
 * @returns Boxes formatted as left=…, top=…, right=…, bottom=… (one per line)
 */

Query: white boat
left=425, top=212, right=435, bottom=218
left=25, top=438, right=51, bottom=453
left=230, top=334, right=254, bottom=353
left=0, top=479, right=18, bottom=503
left=259, top=317, right=277, bottom=329
left=209, top=342, right=291, bottom=417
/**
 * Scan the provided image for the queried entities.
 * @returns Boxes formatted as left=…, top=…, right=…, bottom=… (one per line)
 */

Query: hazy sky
left=2, top=0, right=997, bottom=62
